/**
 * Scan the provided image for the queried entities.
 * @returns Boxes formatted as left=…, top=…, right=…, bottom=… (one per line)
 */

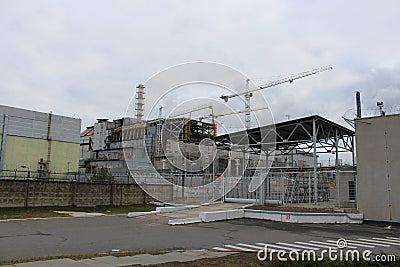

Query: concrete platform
left=128, top=202, right=363, bottom=225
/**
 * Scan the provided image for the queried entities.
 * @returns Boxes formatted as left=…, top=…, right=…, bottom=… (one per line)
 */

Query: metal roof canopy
left=215, top=115, right=354, bottom=155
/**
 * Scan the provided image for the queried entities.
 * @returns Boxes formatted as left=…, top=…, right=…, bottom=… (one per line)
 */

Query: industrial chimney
left=356, top=91, right=362, bottom=119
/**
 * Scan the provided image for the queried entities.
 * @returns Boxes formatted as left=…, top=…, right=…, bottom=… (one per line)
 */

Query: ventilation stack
left=135, top=84, right=145, bottom=120
left=356, top=91, right=362, bottom=119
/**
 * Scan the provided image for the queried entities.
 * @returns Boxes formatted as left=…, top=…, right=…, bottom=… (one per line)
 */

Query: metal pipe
left=313, top=117, right=318, bottom=204
left=308, top=173, right=311, bottom=206
left=335, top=129, right=340, bottom=208
left=356, top=91, right=362, bottom=119
left=242, top=148, right=246, bottom=198
left=0, top=114, right=9, bottom=171
left=351, top=136, right=358, bottom=210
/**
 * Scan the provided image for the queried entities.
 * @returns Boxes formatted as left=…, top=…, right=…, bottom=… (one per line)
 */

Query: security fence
left=1, top=169, right=357, bottom=208
left=226, top=170, right=357, bottom=209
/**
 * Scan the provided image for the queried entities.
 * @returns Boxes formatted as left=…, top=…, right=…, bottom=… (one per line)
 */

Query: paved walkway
left=6, top=250, right=234, bottom=267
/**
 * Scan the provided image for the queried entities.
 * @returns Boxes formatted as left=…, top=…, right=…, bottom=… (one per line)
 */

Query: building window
left=348, top=181, right=355, bottom=201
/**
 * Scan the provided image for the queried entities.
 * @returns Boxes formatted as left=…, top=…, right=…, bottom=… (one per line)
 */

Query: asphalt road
left=0, top=215, right=399, bottom=261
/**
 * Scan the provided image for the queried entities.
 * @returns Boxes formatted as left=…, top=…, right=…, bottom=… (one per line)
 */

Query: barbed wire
left=344, top=104, right=400, bottom=119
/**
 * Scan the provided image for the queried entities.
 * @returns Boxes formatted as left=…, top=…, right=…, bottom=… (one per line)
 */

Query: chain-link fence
left=226, top=170, right=357, bottom=209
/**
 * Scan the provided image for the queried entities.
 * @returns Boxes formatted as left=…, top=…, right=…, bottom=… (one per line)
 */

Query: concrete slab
left=111, top=256, right=148, bottom=266
left=155, top=251, right=196, bottom=262
left=127, top=211, right=159, bottom=218
left=244, top=209, right=363, bottom=224
left=168, top=217, right=202, bottom=225
left=156, top=205, right=199, bottom=213
left=157, top=203, right=244, bottom=220
left=53, top=211, right=106, bottom=217
left=15, top=262, right=51, bottom=267
left=90, top=256, right=123, bottom=265
left=77, top=258, right=114, bottom=267
left=199, top=209, right=244, bottom=222
left=15, top=258, right=86, bottom=267
left=119, top=254, right=162, bottom=265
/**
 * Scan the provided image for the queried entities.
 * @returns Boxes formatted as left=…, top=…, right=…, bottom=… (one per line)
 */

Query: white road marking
left=294, top=242, right=331, bottom=249
left=256, top=242, right=300, bottom=252
left=212, top=247, right=232, bottom=252
left=358, top=238, right=400, bottom=246
left=212, top=236, right=398, bottom=254
left=277, top=242, right=319, bottom=250
left=225, top=244, right=256, bottom=252
left=325, top=240, right=374, bottom=248
left=345, top=239, right=389, bottom=247
left=308, top=240, right=357, bottom=249
left=386, top=237, right=400, bottom=241
left=237, top=243, right=266, bottom=250
left=373, top=237, right=400, bottom=243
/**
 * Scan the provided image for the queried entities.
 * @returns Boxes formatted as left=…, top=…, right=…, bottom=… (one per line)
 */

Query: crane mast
left=220, top=65, right=333, bottom=129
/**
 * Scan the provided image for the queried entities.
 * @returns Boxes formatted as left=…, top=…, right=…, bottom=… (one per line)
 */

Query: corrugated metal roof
left=80, top=127, right=94, bottom=137
left=0, top=105, right=81, bottom=143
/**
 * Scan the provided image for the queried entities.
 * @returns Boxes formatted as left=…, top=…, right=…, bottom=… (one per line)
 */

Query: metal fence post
left=281, top=172, right=285, bottom=205
left=308, top=172, right=311, bottom=206
left=337, top=171, right=341, bottom=208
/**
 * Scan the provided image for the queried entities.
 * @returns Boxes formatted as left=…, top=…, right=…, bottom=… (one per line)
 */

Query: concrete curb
left=168, top=209, right=363, bottom=225
left=127, top=210, right=159, bottom=218
left=127, top=205, right=199, bottom=218
left=156, top=205, right=199, bottom=213
left=245, top=209, right=363, bottom=224
left=169, top=217, right=202, bottom=225
left=200, top=209, right=245, bottom=222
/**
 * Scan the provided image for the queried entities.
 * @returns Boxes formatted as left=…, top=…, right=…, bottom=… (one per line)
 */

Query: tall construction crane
left=220, top=65, right=333, bottom=129
left=170, top=104, right=213, bottom=118
left=197, top=107, right=266, bottom=120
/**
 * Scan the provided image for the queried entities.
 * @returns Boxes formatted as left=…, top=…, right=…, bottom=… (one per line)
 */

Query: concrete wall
left=0, top=105, right=81, bottom=143
left=0, top=105, right=81, bottom=172
left=336, top=170, right=356, bottom=208
left=0, top=180, right=161, bottom=207
left=356, top=114, right=400, bottom=221
left=0, top=135, right=80, bottom=172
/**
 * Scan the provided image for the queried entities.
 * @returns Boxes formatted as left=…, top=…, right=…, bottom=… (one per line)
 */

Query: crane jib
left=220, top=65, right=332, bottom=100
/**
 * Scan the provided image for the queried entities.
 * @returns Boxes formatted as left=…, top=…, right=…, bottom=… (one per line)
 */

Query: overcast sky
left=1, top=0, right=399, bottom=129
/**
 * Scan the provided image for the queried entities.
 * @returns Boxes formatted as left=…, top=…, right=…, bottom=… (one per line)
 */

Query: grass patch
left=0, top=250, right=168, bottom=266
left=0, top=204, right=155, bottom=220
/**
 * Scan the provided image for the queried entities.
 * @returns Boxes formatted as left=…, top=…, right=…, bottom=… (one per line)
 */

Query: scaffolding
left=216, top=115, right=356, bottom=207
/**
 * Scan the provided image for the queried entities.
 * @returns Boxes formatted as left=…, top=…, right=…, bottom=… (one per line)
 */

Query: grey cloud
left=0, top=0, right=399, bottom=129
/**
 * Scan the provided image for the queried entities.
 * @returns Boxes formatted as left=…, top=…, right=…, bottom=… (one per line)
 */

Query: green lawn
left=0, top=204, right=155, bottom=220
